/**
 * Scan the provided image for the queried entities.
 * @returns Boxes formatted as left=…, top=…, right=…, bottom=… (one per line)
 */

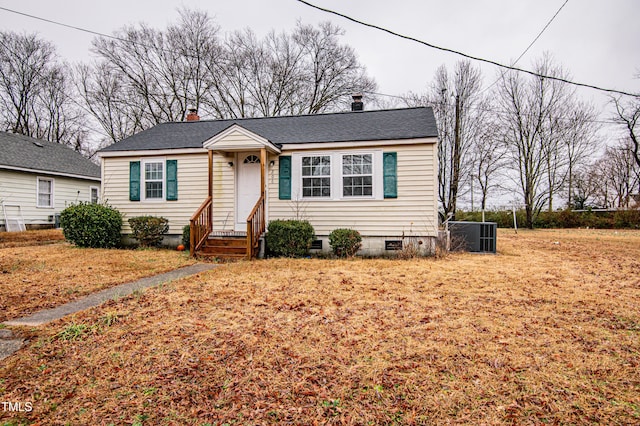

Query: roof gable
left=0, top=132, right=100, bottom=180
left=100, top=107, right=438, bottom=154
left=202, top=124, right=281, bottom=153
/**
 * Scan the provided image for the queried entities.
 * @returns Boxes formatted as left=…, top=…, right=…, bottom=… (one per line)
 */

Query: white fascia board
left=281, top=137, right=437, bottom=151
left=0, top=165, right=101, bottom=182
left=98, top=148, right=208, bottom=158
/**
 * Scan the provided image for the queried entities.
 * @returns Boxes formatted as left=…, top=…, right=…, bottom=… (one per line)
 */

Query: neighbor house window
left=302, top=155, right=331, bottom=198
left=342, top=154, right=373, bottom=197
left=144, top=160, right=164, bottom=200
left=37, top=177, right=54, bottom=208
left=90, top=186, right=99, bottom=203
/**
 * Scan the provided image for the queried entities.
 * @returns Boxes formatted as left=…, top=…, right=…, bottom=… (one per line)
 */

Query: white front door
left=235, top=152, right=262, bottom=231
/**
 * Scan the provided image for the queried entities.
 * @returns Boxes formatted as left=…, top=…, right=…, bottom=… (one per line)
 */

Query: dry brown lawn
left=1, top=229, right=639, bottom=425
left=0, top=229, right=65, bottom=249
left=0, top=230, right=195, bottom=322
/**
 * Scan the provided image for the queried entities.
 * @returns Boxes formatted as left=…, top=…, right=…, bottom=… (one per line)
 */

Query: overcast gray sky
left=1, top=0, right=638, bottom=119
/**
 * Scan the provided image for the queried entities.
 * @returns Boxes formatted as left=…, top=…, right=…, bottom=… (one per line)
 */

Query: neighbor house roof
left=0, top=132, right=101, bottom=180
left=100, top=107, right=438, bottom=153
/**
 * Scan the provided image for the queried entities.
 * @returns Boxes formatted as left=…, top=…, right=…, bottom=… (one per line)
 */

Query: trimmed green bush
left=128, top=216, right=169, bottom=247
left=329, top=228, right=362, bottom=258
left=266, top=219, right=315, bottom=257
left=60, top=202, right=123, bottom=248
left=182, top=224, right=191, bottom=249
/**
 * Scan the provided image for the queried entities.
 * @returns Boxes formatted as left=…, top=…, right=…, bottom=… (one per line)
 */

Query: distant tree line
left=405, top=58, right=639, bottom=228
left=0, top=8, right=637, bottom=228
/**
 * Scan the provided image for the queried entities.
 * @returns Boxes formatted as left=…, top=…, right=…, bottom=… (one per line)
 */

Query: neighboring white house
left=0, top=132, right=101, bottom=231
left=99, top=102, right=438, bottom=257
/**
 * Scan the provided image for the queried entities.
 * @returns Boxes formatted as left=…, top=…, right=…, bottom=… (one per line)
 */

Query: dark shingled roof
left=0, top=132, right=100, bottom=179
left=100, top=107, right=437, bottom=152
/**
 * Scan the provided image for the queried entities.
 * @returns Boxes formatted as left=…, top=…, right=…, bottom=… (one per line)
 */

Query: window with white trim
left=37, top=177, right=54, bottom=208
left=143, top=160, right=164, bottom=200
left=291, top=151, right=384, bottom=201
left=302, top=155, right=331, bottom=198
left=342, top=153, right=373, bottom=197
left=90, top=186, right=99, bottom=204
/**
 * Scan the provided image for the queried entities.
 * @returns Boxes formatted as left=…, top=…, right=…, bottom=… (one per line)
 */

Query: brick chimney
left=186, top=106, right=200, bottom=121
left=351, top=94, right=364, bottom=111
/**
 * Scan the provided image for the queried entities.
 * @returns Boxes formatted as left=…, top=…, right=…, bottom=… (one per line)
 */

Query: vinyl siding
left=101, top=140, right=437, bottom=238
left=102, top=153, right=208, bottom=234
left=208, top=129, right=266, bottom=151
left=0, top=169, right=100, bottom=227
left=211, top=152, right=235, bottom=231
left=268, top=141, right=438, bottom=237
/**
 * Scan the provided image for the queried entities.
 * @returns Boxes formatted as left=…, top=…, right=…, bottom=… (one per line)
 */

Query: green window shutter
left=383, top=152, right=397, bottom=199
left=129, top=161, right=140, bottom=201
left=166, top=159, right=178, bottom=201
left=278, top=156, right=292, bottom=200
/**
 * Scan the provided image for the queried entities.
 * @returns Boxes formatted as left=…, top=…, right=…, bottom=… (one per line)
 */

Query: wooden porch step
left=198, top=236, right=247, bottom=261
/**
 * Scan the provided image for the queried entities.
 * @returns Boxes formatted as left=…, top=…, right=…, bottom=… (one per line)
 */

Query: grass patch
left=0, top=229, right=638, bottom=424
left=57, top=323, right=91, bottom=341
left=0, top=241, right=196, bottom=322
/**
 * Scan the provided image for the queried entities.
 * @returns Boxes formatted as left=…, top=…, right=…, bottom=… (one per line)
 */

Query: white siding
left=267, top=142, right=438, bottom=237
left=102, top=153, right=208, bottom=234
left=101, top=139, right=438, bottom=238
left=208, top=129, right=265, bottom=151
left=211, top=152, right=236, bottom=231
left=0, top=169, right=100, bottom=227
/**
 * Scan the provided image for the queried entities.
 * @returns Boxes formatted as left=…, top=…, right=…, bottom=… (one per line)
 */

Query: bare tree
left=595, top=139, right=640, bottom=208
left=406, top=61, right=485, bottom=220
left=204, top=21, right=376, bottom=118
left=472, top=118, right=507, bottom=218
left=0, top=31, right=87, bottom=150
left=572, top=164, right=602, bottom=209
left=496, top=54, right=596, bottom=227
left=294, top=22, right=376, bottom=114
left=562, top=103, right=601, bottom=208
left=82, top=11, right=376, bottom=143
left=82, top=8, right=221, bottom=138
left=611, top=92, right=640, bottom=170
left=76, top=62, right=147, bottom=144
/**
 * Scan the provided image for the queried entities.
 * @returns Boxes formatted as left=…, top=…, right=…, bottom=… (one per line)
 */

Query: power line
left=481, top=0, right=569, bottom=95
left=295, top=0, right=639, bottom=99
left=0, top=6, right=125, bottom=43
left=362, top=91, right=620, bottom=125
left=0, top=6, right=192, bottom=59
left=513, top=0, right=570, bottom=69
left=4, top=3, right=636, bottom=100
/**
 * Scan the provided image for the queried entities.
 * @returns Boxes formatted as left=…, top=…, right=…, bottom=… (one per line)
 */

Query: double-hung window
left=90, top=186, right=99, bottom=204
left=289, top=151, right=385, bottom=200
left=302, top=155, right=331, bottom=198
left=342, top=154, right=373, bottom=197
left=130, top=159, right=177, bottom=202
left=37, top=177, right=54, bottom=208
left=144, top=160, right=164, bottom=200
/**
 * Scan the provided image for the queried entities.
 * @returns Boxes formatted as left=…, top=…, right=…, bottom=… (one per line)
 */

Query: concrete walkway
left=0, top=263, right=217, bottom=360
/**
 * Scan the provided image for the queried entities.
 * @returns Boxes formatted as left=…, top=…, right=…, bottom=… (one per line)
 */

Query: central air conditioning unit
left=448, top=221, right=497, bottom=253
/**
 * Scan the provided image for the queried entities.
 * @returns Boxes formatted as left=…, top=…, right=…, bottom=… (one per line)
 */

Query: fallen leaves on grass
left=0, top=242, right=195, bottom=322
left=0, top=229, right=65, bottom=248
left=1, top=229, right=639, bottom=425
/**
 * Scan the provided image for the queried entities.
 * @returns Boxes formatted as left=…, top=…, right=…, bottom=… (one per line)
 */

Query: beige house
left=99, top=104, right=438, bottom=258
left=0, top=132, right=101, bottom=231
